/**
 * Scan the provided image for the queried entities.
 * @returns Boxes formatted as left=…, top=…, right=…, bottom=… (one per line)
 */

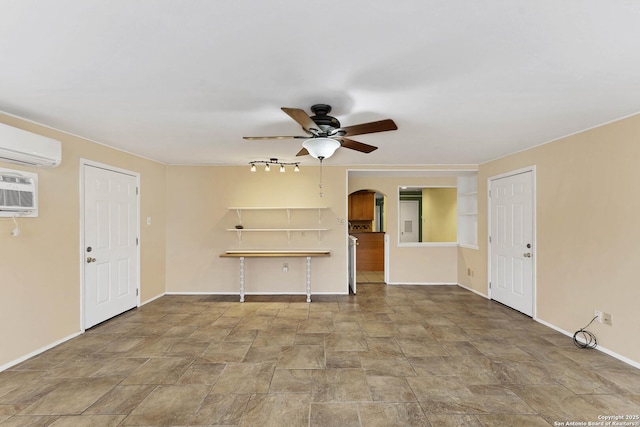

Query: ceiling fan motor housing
left=310, top=104, right=341, bottom=135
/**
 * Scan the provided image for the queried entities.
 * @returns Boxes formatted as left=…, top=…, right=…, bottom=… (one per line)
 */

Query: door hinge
left=489, top=236, right=492, bottom=243
left=136, top=288, right=139, bottom=296
left=489, top=282, right=492, bottom=289
left=489, top=190, right=491, bottom=197
left=136, top=187, right=139, bottom=195
left=136, top=237, right=139, bottom=246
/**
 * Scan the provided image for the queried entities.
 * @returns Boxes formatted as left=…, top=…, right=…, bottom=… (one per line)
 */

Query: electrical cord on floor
left=573, top=315, right=598, bottom=349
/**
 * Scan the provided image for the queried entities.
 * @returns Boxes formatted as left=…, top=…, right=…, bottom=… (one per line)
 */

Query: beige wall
left=165, top=165, right=348, bottom=295
left=0, top=114, right=166, bottom=368
left=457, top=246, right=484, bottom=291
left=464, top=114, right=640, bottom=364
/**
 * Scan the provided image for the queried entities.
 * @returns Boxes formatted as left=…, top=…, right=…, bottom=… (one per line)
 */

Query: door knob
left=86, top=257, right=96, bottom=263
left=523, top=253, right=532, bottom=258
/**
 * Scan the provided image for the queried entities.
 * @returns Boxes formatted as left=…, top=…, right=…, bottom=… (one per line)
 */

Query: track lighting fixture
left=248, top=158, right=300, bottom=173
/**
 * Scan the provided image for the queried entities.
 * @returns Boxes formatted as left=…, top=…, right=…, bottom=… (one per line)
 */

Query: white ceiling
left=1, top=1, right=639, bottom=166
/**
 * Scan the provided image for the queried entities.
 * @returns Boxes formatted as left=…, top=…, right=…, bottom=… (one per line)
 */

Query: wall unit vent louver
left=0, top=168, right=38, bottom=217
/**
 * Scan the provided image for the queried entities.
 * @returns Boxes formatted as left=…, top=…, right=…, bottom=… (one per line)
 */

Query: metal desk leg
left=239, top=256, right=245, bottom=303
left=306, top=256, right=312, bottom=303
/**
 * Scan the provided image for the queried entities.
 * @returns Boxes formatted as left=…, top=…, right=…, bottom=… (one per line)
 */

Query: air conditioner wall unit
left=0, top=122, right=62, bottom=167
left=0, top=168, right=38, bottom=217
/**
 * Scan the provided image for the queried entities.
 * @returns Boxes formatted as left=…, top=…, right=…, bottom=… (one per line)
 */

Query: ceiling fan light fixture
left=294, top=164, right=300, bottom=172
left=264, top=163, right=270, bottom=172
left=279, top=164, right=285, bottom=173
left=302, top=137, right=340, bottom=160
left=250, top=163, right=256, bottom=172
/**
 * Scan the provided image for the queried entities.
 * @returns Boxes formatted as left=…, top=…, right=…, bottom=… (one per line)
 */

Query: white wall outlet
left=282, top=263, right=288, bottom=273
left=602, top=312, right=612, bottom=326
left=594, top=310, right=603, bottom=323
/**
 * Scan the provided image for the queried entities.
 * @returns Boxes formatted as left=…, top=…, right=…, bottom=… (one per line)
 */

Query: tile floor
left=356, top=271, right=385, bottom=284
left=1, top=284, right=639, bottom=426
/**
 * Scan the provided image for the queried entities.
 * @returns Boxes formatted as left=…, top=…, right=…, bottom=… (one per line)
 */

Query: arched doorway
left=348, top=189, right=386, bottom=284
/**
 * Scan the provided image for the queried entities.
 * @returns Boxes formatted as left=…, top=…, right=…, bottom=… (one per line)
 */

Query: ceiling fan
left=243, top=104, right=397, bottom=160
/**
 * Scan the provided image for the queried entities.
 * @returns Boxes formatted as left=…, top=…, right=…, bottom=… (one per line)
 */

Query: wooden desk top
left=220, top=250, right=330, bottom=258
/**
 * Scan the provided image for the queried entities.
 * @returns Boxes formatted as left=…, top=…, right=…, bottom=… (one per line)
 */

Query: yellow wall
left=0, top=114, right=167, bottom=368
left=165, top=165, right=348, bottom=295
left=422, top=187, right=457, bottom=242
left=462, top=114, right=640, bottom=364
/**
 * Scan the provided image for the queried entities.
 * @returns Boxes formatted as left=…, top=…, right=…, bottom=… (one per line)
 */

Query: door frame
left=79, top=159, right=141, bottom=332
left=487, top=166, right=537, bottom=318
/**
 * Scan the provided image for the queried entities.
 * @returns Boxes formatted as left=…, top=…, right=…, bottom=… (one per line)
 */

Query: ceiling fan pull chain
left=319, top=157, right=324, bottom=198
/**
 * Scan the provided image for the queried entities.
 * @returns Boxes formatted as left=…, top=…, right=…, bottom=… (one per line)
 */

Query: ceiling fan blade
left=338, top=119, right=397, bottom=137
left=281, top=107, right=320, bottom=134
left=243, top=135, right=307, bottom=140
left=339, top=137, right=378, bottom=153
left=296, top=147, right=309, bottom=156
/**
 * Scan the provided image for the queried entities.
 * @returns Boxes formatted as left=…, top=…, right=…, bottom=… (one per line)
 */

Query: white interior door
left=83, top=164, right=139, bottom=328
left=490, top=170, right=534, bottom=316
left=399, top=200, right=420, bottom=242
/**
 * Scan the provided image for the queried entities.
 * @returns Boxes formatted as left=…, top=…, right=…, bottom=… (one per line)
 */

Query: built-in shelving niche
left=457, top=175, right=478, bottom=249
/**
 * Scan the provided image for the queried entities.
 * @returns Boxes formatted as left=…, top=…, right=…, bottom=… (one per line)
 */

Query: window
left=398, top=187, right=457, bottom=244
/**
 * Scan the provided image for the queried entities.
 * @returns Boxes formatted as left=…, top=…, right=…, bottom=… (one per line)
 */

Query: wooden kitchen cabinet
left=348, top=191, right=375, bottom=221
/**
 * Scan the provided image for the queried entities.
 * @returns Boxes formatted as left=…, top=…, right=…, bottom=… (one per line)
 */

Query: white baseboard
left=0, top=331, right=82, bottom=372
left=455, top=284, right=639, bottom=369
left=386, top=282, right=457, bottom=286
left=535, top=318, right=640, bottom=370
left=165, top=291, right=350, bottom=296
left=2, top=291, right=164, bottom=372
left=140, top=292, right=165, bottom=306
left=456, top=283, right=489, bottom=298
left=164, top=291, right=236, bottom=295
left=308, top=291, right=350, bottom=295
